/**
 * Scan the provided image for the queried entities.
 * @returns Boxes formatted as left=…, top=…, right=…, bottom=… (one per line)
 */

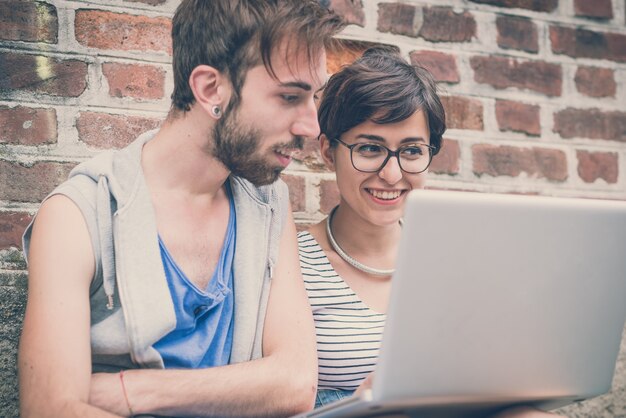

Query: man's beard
left=213, top=107, right=304, bottom=186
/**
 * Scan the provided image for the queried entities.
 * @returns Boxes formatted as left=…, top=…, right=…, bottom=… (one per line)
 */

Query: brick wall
left=1, top=0, right=625, bottom=416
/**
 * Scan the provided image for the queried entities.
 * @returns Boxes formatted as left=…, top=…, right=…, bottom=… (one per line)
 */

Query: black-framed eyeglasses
left=333, top=137, right=435, bottom=174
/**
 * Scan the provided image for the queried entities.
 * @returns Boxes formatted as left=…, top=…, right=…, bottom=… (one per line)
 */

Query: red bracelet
left=119, top=370, right=135, bottom=417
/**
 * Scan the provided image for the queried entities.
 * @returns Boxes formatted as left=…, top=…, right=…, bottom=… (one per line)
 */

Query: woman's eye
left=356, top=144, right=385, bottom=156
left=401, top=146, right=425, bottom=158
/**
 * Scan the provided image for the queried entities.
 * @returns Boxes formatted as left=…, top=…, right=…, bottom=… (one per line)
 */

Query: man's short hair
left=318, top=45, right=446, bottom=155
left=170, top=0, right=345, bottom=113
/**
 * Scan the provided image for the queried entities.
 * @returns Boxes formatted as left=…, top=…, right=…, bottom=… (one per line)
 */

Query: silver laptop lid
left=374, top=190, right=626, bottom=406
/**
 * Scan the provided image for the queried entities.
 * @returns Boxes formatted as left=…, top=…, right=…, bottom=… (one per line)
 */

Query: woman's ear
left=188, top=65, right=231, bottom=119
left=319, top=134, right=336, bottom=172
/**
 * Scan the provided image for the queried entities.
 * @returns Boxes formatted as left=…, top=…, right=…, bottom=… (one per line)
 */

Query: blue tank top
left=153, top=186, right=236, bottom=368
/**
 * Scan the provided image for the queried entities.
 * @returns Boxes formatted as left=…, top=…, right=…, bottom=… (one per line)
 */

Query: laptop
left=294, top=190, right=626, bottom=418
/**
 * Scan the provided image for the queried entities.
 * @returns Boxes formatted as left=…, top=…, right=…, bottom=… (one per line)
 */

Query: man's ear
left=319, top=134, right=336, bottom=172
left=188, top=65, right=231, bottom=118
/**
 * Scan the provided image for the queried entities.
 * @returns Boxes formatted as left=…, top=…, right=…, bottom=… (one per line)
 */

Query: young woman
left=298, top=45, right=445, bottom=406
left=299, top=47, right=559, bottom=417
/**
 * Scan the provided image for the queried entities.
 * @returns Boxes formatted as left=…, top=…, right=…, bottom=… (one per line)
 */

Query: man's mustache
left=274, top=136, right=305, bottom=151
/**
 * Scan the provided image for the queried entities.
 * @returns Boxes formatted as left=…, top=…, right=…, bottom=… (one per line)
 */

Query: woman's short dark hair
left=318, top=46, right=446, bottom=155
left=171, top=0, right=345, bottom=113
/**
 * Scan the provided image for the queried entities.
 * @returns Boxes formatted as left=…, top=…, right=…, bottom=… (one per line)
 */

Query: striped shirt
left=298, top=231, right=386, bottom=391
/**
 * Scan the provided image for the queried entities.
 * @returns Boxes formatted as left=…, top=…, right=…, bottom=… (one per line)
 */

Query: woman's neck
left=314, top=203, right=402, bottom=274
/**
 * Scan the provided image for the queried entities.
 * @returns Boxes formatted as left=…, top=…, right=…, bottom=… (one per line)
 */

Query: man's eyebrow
left=355, top=134, right=428, bottom=144
left=278, top=81, right=312, bottom=91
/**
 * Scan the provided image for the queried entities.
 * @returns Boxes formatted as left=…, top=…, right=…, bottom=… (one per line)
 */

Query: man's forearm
left=22, top=399, right=123, bottom=418
left=116, top=354, right=316, bottom=417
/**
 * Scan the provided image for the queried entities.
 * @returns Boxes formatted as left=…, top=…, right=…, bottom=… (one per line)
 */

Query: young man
left=19, top=1, right=344, bottom=417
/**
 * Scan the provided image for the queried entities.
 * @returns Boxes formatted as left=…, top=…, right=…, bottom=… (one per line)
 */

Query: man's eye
left=281, top=94, right=299, bottom=103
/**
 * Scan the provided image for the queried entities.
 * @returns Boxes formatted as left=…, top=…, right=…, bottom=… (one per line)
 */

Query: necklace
left=326, top=206, right=396, bottom=276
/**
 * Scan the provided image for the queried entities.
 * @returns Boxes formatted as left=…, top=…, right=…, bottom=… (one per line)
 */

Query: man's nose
left=291, top=100, right=321, bottom=139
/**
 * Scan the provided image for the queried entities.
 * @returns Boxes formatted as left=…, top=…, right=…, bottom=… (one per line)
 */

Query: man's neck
left=142, top=110, right=230, bottom=199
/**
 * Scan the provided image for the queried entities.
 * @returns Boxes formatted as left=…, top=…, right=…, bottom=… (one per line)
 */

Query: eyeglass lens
left=351, top=143, right=431, bottom=173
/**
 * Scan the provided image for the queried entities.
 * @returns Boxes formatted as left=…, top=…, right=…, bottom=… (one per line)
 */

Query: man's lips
left=275, top=149, right=295, bottom=166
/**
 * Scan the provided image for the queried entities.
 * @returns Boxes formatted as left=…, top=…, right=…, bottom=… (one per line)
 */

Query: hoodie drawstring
left=97, top=175, right=117, bottom=310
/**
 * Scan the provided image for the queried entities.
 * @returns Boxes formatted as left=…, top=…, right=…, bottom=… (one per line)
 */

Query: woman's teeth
left=368, top=189, right=402, bottom=200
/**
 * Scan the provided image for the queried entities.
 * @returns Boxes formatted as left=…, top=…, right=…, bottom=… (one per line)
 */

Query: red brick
left=468, top=0, right=558, bottom=12
left=574, top=0, right=613, bottom=19
left=420, top=7, right=476, bottom=42
left=470, top=56, right=562, bottom=97
left=473, top=145, right=568, bottom=181
left=0, top=160, right=75, bottom=203
left=440, top=96, right=484, bottom=131
left=429, top=139, right=460, bottom=175
left=496, top=15, right=538, bottom=53
left=0, top=212, right=32, bottom=250
left=577, top=150, right=618, bottom=184
left=77, top=112, right=161, bottom=149
left=574, top=66, right=616, bottom=98
left=409, top=51, right=460, bottom=83
left=326, top=0, right=365, bottom=27
left=293, top=139, right=330, bottom=172
left=102, top=62, right=166, bottom=100
left=320, top=179, right=340, bottom=214
left=0, top=1, right=58, bottom=43
left=495, top=100, right=540, bottom=136
left=0, top=52, right=88, bottom=97
left=550, top=26, right=626, bottom=63
left=282, top=174, right=306, bottom=212
left=0, top=106, right=57, bottom=145
left=75, top=9, right=172, bottom=54
left=326, top=40, right=375, bottom=74
left=554, top=108, right=626, bottom=141
left=377, top=3, right=422, bottom=37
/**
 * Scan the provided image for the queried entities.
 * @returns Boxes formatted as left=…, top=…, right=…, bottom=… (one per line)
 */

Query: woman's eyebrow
left=400, top=137, right=428, bottom=144
left=355, top=134, right=385, bottom=142
left=355, top=134, right=427, bottom=144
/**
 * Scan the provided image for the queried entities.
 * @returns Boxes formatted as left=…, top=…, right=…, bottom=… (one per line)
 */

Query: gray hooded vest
left=23, top=130, right=289, bottom=371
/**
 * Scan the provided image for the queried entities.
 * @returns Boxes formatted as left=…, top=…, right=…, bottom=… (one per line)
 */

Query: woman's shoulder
left=297, top=226, right=331, bottom=259
left=298, top=229, right=336, bottom=271
left=297, top=230, right=324, bottom=257
left=297, top=222, right=328, bottom=248
left=297, top=229, right=315, bottom=243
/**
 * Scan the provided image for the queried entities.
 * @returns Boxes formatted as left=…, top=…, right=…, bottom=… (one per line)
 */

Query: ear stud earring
left=211, top=105, right=222, bottom=119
